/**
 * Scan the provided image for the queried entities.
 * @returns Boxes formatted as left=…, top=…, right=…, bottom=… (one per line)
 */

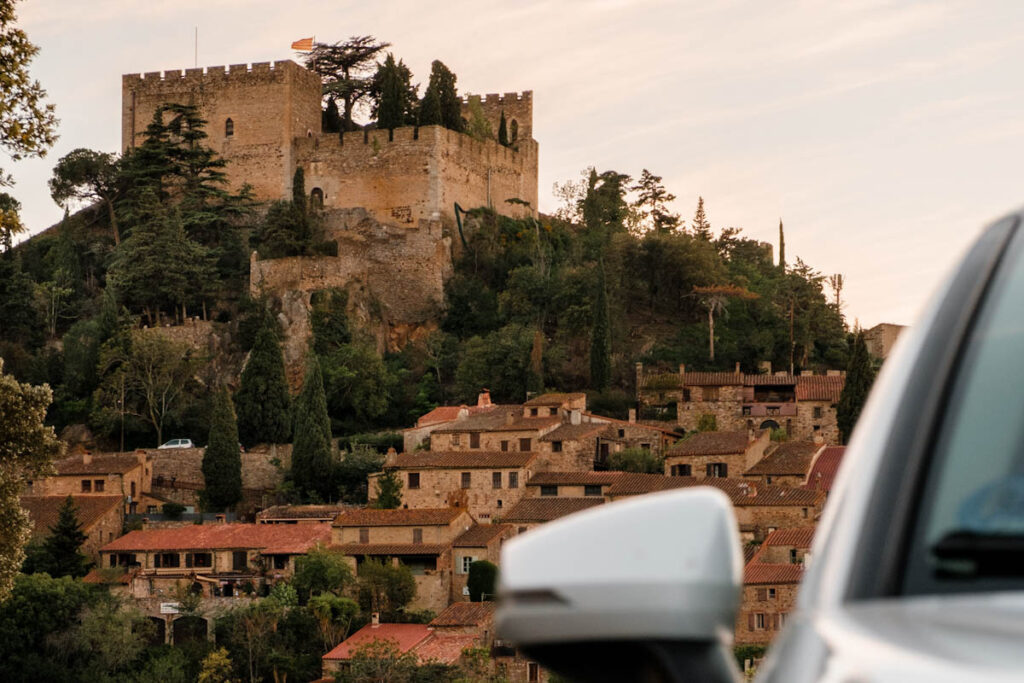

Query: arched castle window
left=310, top=187, right=324, bottom=211
left=509, top=119, right=519, bottom=143
left=225, top=118, right=234, bottom=137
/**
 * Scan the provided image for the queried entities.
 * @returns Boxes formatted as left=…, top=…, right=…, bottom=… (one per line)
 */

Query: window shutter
left=757, top=588, right=766, bottom=601
left=774, top=613, right=780, bottom=630
left=747, top=612, right=754, bottom=630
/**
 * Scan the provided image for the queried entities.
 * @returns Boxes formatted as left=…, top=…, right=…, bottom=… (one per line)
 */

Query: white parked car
left=497, top=210, right=1024, bottom=682
left=157, top=438, right=194, bottom=449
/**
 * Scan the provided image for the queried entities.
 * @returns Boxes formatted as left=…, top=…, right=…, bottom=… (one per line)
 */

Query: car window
left=903, top=223, right=1024, bottom=595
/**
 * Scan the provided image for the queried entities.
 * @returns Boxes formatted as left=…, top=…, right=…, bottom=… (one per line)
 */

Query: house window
left=755, top=613, right=766, bottom=630
left=94, top=479, right=105, bottom=492
left=766, top=476, right=773, bottom=485
left=359, top=528, right=370, bottom=543
left=742, top=406, right=752, bottom=416
left=81, top=480, right=92, bottom=493
left=530, top=408, right=539, bottom=416
left=310, top=187, right=324, bottom=210
left=704, top=387, right=720, bottom=401
left=274, top=555, right=287, bottom=570
left=500, top=440, right=509, bottom=452
left=460, top=556, right=476, bottom=574
left=813, top=406, right=823, bottom=419
left=767, top=588, right=776, bottom=599
left=452, top=433, right=461, bottom=446
left=470, top=432, right=480, bottom=449
left=640, top=443, right=651, bottom=450
left=508, top=472, right=518, bottom=489
left=540, top=485, right=557, bottom=497
left=618, top=429, right=625, bottom=438
left=706, top=463, right=728, bottom=477
left=584, top=485, right=602, bottom=496
left=131, top=481, right=136, bottom=498
left=528, top=662, right=540, bottom=682
left=232, top=551, right=247, bottom=571
left=671, top=464, right=692, bottom=476
left=790, top=548, right=798, bottom=563
left=156, top=553, right=180, bottom=568
left=461, top=472, right=472, bottom=488
left=551, top=441, right=563, bottom=452
left=497, top=499, right=503, bottom=509
left=802, top=507, right=809, bottom=518
left=408, top=472, right=420, bottom=489
left=549, top=407, right=557, bottom=416
left=225, top=118, right=234, bottom=137
left=492, top=472, right=502, bottom=489
left=767, top=406, right=780, bottom=416
left=413, top=528, right=423, bottom=544
left=519, top=438, right=531, bottom=451
left=779, top=612, right=788, bottom=628
left=192, top=553, right=213, bottom=568
left=813, top=425, right=821, bottom=432
left=682, top=388, right=692, bottom=402
left=147, top=505, right=158, bottom=514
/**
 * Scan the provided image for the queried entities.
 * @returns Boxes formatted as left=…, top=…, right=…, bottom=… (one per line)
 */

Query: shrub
left=162, top=502, right=186, bottom=520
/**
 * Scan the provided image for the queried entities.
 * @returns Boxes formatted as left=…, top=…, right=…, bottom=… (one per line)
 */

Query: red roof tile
left=20, top=495, right=123, bottom=537
left=582, top=413, right=683, bottom=437
left=673, top=372, right=844, bottom=403
left=257, top=504, right=351, bottom=521
left=668, top=430, right=757, bottom=457
left=336, top=543, right=448, bottom=556
left=414, top=404, right=509, bottom=428
left=745, top=442, right=822, bottom=476
left=761, top=527, right=815, bottom=549
left=392, top=451, right=536, bottom=469
left=538, top=423, right=611, bottom=442
left=524, top=393, right=586, bottom=406
left=525, top=471, right=624, bottom=486
left=483, top=416, right=562, bottom=433
left=802, top=446, right=845, bottom=492
left=430, top=602, right=496, bottom=627
left=414, top=633, right=479, bottom=664
left=323, top=624, right=431, bottom=661
left=606, top=475, right=825, bottom=507
left=744, top=563, right=805, bottom=585
left=501, top=497, right=604, bottom=523
left=795, top=375, right=844, bottom=402
left=332, top=507, right=465, bottom=527
left=454, top=524, right=512, bottom=547
left=53, top=452, right=143, bottom=476
left=681, top=372, right=746, bottom=386
left=101, top=522, right=330, bottom=553
left=429, top=407, right=525, bottom=433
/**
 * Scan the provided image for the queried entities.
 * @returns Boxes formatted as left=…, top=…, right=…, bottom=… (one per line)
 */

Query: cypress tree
left=589, top=263, right=612, bottom=391
left=202, top=388, right=242, bottom=510
left=323, top=97, right=342, bottom=133
left=41, top=496, right=90, bottom=578
left=467, top=560, right=498, bottom=602
left=837, top=331, right=876, bottom=444
left=376, top=54, right=404, bottom=131
left=778, top=218, right=786, bottom=271
left=292, top=167, right=307, bottom=221
left=235, top=320, right=291, bottom=447
left=498, top=111, right=509, bottom=146
left=422, top=60, right=462, bottom=132
left=419, top=86, right=442, bottom=127
left=374, top=469, right=403, bottom=509
left=291, top=355, right=334, bottom=501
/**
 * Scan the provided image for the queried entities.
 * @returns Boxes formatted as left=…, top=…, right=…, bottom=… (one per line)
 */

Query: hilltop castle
left=121, top=60, right=539, bottom=365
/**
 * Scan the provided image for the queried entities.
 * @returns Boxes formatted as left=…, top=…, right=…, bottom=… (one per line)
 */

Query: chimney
left=635, top=362, right=644, bottom=390
left=457, top=407, right=469, bottom=420
left=82, top=450, right=92, bottom=465
left=679, top=363, right=686, bottom=381
left=384, top=447, right=399, bottom=467
left=477, top=390, right=491, bottom=408
left=628, top=408, right=636, bottom=424
left=801, top=370, right=814, bottom=377
left=826, top=369, right=840, bottom=377
left=371, top=612, right=380, bottom=627
left=141, top=517, right=149, bottom=530
left=570, top=409, right=581, bottom=426
left=735, top=362, right=741, bottom=375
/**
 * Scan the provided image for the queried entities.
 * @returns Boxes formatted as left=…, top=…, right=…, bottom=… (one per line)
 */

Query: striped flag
left=291, top=37, right=314, bottom=51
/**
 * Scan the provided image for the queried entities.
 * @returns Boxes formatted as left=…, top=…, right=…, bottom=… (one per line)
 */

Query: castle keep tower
left=122, top=60, right=322, bottom=201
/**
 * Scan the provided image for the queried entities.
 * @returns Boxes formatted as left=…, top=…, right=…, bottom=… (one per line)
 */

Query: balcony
left=741, top=403, right=797, bottom=417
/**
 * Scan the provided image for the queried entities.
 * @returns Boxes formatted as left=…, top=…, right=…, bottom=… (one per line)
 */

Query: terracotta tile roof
left=675, top=372, right=844, bottom=403
left=524, top=392, right=586, bottom=406
left=538, top=423, right=611, bottom=442
left=803, top=446, right=845, bottom=492
left=745, top=442, right=822, bottom=476
left=430, top=407, right=523, bottom=433
left=454, top=523, right=512, bottom=547
left=336, top=543, right=449, bottom=556
left=430, top=601, right=496, bottom=627
left=582, top=413, right=683, bottom=437
left=525, top=471, right=624, bottom=486
left=414, top=633, right=479, bottom=663
left=332, top=507, right=465, bottom=527
left=53, top=452, right=142, bottom=476
left=257, top=504, right=351, bottom=521
left=82, top=568, right=134, bottom=585
left=762, top=527, right=815, bottom=549
left=101, top=522, right=330, bottom=553
left=605, top=474, right=825, bottom=507
left=20, top=495, right=123, bottom=537
left=392, top=451, right=537, bottom=469
left=414, top=403, right=503, bottom=428
left=501, top=497, right=604, bottom=523
left=483, top=416, right=562, bottom=433
left=743, top=544, right=759, bottom=564
left=323, top=623, right=431, bottom=661
left=668, top=430, right=756, bottom=456
left=681, top=372, right=746, bottom=386
left=744, top=563, right=805, bottom=585
left=795, top=375, right=844, bottom=402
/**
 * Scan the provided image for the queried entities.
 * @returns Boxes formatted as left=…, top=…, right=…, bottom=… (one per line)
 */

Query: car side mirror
left=496, top=487, right=743, bottom=683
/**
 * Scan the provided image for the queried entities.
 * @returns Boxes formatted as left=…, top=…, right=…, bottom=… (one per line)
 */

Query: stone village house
left=26, top=450, right=155, bottom=515
left=20, top=494, right=124, bottom=565
left=664, top=429, right=772, bottom=478
left=735, top=527, right=815, bottom=645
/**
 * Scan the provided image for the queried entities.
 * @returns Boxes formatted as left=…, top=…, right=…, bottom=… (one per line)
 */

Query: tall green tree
left=373, top=469, right=402, bottom=509
left=0, top=0, right=58, bottom=187
left=467, top=560, right=498, bottom=602
left=202, top=388, right=242, bottom=510
left=293, top=544, right=354, bottom=601
left=837, top=331, right=876, bottom=444
left=419, top=87, right=442, bottom=127
left=39, top=495, right=90, bottom=578
left=48, top=148, right=122, bottom=244
left=372, top=53, right=417, bottom=130
left=303, top=36, right=392, bottom=131
left=692, top=196, right=712, bottom=240
left=355, top=558, right=416, bottom=617
left=235, top=321, right=291, bottom=447
left=498, top=110, right=509, bottom=146
left=421, top=60, right=462, bottom=132
left=589, top=262, right=612, bottom=391
left=291, top=355, right=334, bottom=500
left=0, top=360, right=64, bottom=599
left=0, top=191, right=24, bottom=252
left=631, top=169, right=680, bottom=233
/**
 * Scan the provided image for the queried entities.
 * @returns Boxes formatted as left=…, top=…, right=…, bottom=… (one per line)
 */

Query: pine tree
left=41, top=496, right=90, bottom=578
left=631, top=169, right=679, bottom=233
left=589, top=263, right=612, bottom=391
left=291, top=355, right=334, bottom=501
left=498, top=111, right=509, bottom=146
left=235, top=320, right=292, bottom=447
left=692, top=196, right=712, bottom=240
left=202, top=388, right=243, bottom=510
left=837, top=331, right=876, bottom=444
left=374, top=469, right=402, bottom=509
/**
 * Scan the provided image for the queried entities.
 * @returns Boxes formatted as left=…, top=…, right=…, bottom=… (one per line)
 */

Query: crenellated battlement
left=461, top=91, right=533, bottom=106
left=122, top=60, right=313, bottom=87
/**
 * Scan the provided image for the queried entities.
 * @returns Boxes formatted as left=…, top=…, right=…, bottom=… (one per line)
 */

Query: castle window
left=310, top=187, right=324, bottom=210
left=225, top=118, right=234, bottom=137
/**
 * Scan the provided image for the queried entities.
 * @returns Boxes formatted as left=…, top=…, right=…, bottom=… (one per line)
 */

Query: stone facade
left=734, top=575, right=800, bottom=645
left=30, top=451, right=152, bottom=515
left=664, top=429, right=771, bottom=479
left=863, top=322, right=905, bottom=360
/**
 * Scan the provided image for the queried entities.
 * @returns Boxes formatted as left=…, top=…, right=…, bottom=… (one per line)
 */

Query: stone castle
left=121, top=59, right=538, bottom=361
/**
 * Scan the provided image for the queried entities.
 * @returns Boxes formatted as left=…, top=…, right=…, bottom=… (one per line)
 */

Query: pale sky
left=9, top=0, right=1024, bottom=328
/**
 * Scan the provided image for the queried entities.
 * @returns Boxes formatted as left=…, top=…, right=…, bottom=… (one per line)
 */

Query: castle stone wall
left=122, top=61, right=322, bottom=201
left=461, top=91, right=533, bottom=143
